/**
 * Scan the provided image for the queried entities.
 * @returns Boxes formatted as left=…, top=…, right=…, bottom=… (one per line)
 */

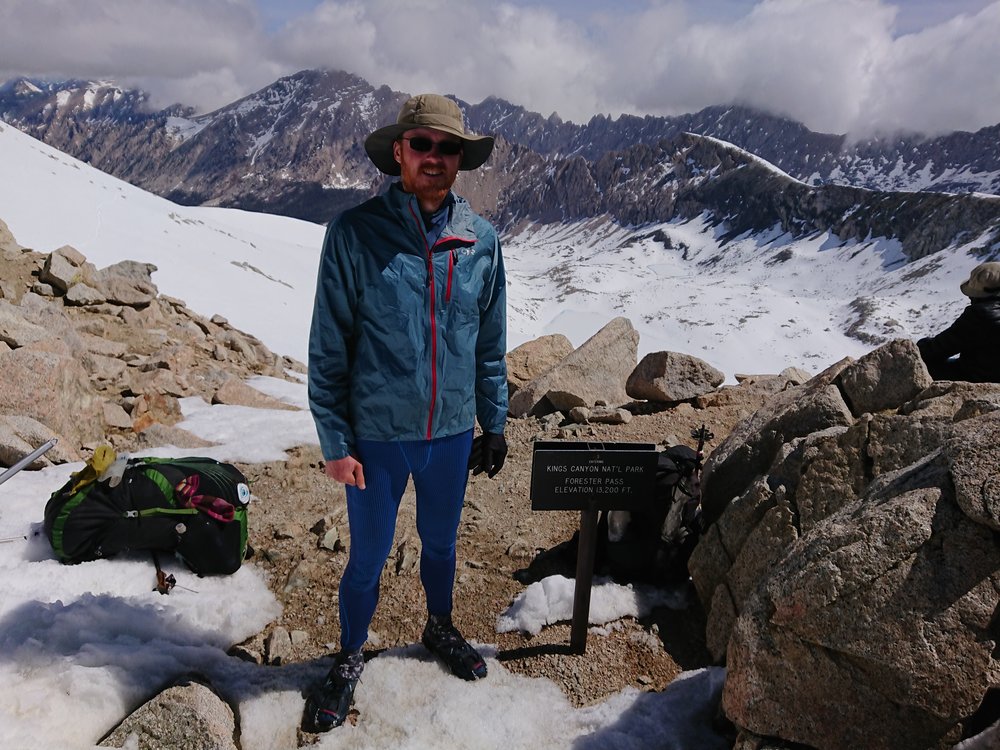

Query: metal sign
left=530, top=441, right=658, bottom=511
left=528, top=439, right=660, bottom=653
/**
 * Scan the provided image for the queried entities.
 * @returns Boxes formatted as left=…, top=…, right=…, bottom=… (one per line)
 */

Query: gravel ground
left=232, top=392, right=764, bottom=723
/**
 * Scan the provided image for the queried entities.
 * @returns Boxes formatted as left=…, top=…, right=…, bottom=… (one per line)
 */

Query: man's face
left=393, top=127, right=462, bottom=210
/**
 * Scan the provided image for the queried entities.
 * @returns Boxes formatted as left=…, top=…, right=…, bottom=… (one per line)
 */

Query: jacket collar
left=387, top=182, right=478, bottom=243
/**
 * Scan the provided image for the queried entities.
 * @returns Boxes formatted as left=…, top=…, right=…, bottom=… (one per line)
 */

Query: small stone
left=589, top=406, right=633, bottom=424
left=102, top=402, right=133, bottom=430
left=54, top=244, right=86, bottom=266
left=319, top=527, right=342, bottom=552
left=539, top=412, right=564, bottom=430
left=273, top=522, right=300, bottom=540
left=261, top=548, right=283, bottom=565
left=283, top=560, right=315, bottom=593
left=65, top=282, right=106, bottom=306
left=506, top=538, right=534, bottom=559
left=394, top=539, right=419, bottom=576
left=265, top=626, right=293, bottom=665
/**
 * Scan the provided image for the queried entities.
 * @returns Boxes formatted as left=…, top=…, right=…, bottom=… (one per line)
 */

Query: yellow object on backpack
left=68, top=445, right=117, bottom=493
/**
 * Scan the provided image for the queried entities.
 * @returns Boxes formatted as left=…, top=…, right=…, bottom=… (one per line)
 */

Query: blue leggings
left=339, top=429, right=473, bottom=651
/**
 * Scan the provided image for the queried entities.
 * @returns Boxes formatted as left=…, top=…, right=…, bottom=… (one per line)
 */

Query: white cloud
left=270, top=2, right=378, bottom=76
left=0, top=0, right=282, bottom=111
left=854, top=2, right=1000, bottom=135
left=606, top=0, right=898, bottom=133
left=0, top=0, right=257, bottom=77
left=1, top=0, right=1000, bottom=136
left=440, top=3, right=607, bottom=120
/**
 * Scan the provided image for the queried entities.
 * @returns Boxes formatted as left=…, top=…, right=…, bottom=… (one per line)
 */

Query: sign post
left=569, top=507, right=599, bottom=653
left=529, top=441, right=658, bottom=653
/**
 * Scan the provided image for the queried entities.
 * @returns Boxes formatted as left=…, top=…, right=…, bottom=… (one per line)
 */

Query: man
left=917, top=260, right=1000, bottom=382
left=303, top=94, right=509, bottom=732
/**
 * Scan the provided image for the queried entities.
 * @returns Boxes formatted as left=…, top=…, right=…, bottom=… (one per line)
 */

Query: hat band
left=404, top=112, right=464, bottom=133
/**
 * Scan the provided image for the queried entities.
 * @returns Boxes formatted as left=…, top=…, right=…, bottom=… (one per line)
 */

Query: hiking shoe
left=302, top=650, right=364, bottom=732
left=421, top=614, right=487, bottom=681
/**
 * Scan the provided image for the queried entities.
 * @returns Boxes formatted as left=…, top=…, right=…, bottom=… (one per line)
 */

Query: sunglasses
left=402, top=136, right=463, bottom=156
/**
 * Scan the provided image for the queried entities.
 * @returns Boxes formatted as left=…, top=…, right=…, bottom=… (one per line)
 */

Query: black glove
left=468, top=432, right=507, bottom=478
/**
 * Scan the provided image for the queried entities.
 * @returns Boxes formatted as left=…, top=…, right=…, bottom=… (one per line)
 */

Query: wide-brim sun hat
left=960, top=261, right=1000, bottom=298
left=364, top=93, right=494, bottom=176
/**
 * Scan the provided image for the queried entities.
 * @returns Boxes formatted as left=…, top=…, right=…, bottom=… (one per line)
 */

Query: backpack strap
left=127, top=467, right=200, bottom=520
left=142, top=466, right=175, bottom=502
left=49, top=484, right=94, bottom=562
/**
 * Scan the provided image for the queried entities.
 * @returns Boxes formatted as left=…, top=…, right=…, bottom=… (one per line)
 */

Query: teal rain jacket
left=308, top=184, right=508, bottom=461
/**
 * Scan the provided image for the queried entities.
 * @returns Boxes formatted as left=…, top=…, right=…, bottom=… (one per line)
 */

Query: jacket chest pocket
left=439, top=247, right=483, bottom=318
left=369, top=255, right=425, bottom=314
left=440, top=251, right=486, bottom=348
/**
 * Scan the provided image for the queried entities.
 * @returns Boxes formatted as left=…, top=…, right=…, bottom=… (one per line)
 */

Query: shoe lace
left=425, top=616, right=468, bottom=651
left=333, top=650, right=365, bottom=683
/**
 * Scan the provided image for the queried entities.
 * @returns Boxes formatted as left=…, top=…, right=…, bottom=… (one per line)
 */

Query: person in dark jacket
left=917, top=261, right=1000, bottom=383
left=303, top=94, right=508, bottom=733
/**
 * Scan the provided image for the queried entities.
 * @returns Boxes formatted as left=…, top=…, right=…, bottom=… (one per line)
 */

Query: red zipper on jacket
left=445, top=247, right=455, bottom=302
left=436, top=235, right=468, bottom=303
left=408, top=205, right=473, bottom=439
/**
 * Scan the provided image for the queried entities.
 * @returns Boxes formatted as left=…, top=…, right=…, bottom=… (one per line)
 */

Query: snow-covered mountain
left=3, top=70, right=1000, bottom=228
left=2, top=118, right=995, bottom=382
left=0, top=121, right=322, bottom=364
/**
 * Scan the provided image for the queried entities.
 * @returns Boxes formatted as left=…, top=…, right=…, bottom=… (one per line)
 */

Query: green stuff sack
left=43, top=456, right=251, bottom=575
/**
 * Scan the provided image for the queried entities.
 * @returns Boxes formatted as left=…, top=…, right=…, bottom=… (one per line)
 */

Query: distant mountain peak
left=11, top=79, right=42, bottom=97
left=2, top=67, right=999, bottom=229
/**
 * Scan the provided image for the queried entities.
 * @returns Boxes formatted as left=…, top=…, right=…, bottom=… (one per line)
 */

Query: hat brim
left=960, top=280, right=980, bottom=298
left=365, top=124, right=494, bottom=176
left=960, top=280, right=1000, bottom=298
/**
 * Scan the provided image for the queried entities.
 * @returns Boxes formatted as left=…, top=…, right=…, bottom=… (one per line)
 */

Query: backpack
left=597, top=444, right=704, bottom=584
left=44, top=454, right=251, bottom=576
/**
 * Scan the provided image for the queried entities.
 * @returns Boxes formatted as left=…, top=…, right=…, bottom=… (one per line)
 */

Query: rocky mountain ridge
left=496, top=133, right=1000, bottom=262
left=2, top=70, right=1000, bottom=249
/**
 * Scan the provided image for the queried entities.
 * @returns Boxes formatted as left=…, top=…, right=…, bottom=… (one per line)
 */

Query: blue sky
left=2, top=0, right=999, bottom=135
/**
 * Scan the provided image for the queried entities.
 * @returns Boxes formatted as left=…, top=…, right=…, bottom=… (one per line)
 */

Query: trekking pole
left=689, top=425, right=714, bottom=529
left=151, top=550, right=176, bottom=595
left=690, top=425, right=714, bottom=472
left=0, top=439, right=58, bottom=487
